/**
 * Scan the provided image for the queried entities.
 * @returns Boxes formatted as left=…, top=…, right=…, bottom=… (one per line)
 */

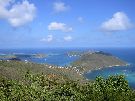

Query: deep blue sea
left=0, top=48, right=135, bottom=88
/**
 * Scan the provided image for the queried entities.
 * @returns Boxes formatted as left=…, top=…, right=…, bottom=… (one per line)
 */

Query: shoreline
left=0, top=55, right=129, bottom=77
left=85, top=63, right=130, bottom=74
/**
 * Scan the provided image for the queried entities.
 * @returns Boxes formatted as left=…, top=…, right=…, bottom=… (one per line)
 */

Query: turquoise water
left=84, top=48, right=135, bottom=89
left=0, top=48, right=135, bottom=88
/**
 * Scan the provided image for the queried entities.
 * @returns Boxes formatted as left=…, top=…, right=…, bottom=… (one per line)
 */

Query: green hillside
left=71, top=51, right=127, bottom=72
left=0, top=61, right=85, bottom=82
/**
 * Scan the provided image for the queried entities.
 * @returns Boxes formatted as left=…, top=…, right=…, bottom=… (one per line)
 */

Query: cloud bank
left=101, top=12, right=133, bottom=32
left=0, top=0, right=36, bottom=27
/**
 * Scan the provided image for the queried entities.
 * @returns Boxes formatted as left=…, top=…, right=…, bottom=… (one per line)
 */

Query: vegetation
left=0, top=73, right=135, bottom=101
left=0, top=61, right=85, bottom=82
left=0, top=53, right=47, bottom=60
left=0, top=55, right=16, bottom=59
left=0, top=60, right=134, bottom=101
left=71, top=51, right=127, bottom=72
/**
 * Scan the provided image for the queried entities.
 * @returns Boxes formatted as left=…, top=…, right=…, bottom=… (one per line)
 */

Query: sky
left=0, top=0, right=135, bottom=48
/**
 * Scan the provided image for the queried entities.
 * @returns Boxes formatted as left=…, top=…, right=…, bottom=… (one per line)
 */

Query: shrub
left=0, top=73, right=135, bottom=101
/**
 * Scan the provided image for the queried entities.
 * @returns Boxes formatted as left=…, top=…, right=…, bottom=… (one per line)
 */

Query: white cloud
left=0, top=0, right=12, bottom=8
left=40, top=35, right=53, bottom=42
left=48, top=22, right=72, bottom=32
left=53, top=2, right=69, bottom=13
left=0, top=0, right=11, bottom=18
left=101, top=12, right=133, bottom=32
left=78, top=17, right=84, bottom=23
left=64, top=35, right=72, bottom=41
left=0, top=0, right=36, bottom=27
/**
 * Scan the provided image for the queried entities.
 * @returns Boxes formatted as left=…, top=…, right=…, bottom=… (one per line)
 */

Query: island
left=14, top=53, right=47, bottom=58
left=32, top=53, right=47, bottom=58
left=67, top=51, right=84, bottom=57
left=0, top=54, right=16, bottom=59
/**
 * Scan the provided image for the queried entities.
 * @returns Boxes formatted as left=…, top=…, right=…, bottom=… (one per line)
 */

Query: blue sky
left=0, top=0, right=135, bottom=48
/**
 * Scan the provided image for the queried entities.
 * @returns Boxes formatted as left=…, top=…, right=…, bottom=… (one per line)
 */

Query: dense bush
left=0, top=73, right=135, bottom=101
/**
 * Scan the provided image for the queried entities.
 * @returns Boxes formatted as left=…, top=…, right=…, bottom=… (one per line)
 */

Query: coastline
left=0, top=50, right=130, bottom=82
left=85, top=63, right=130, bottom=74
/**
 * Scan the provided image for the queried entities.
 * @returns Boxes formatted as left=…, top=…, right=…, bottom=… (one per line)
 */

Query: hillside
left=71, top=51, right=127, bottom=72
left=0, top=61, right=85, bottom=82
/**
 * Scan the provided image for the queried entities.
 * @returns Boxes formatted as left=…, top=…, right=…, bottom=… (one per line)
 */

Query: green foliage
left=0, top=73, right=135, bottom=101
left=0, top=61, right=85, bottom=81
left=81, top=75, right=135, bottom=101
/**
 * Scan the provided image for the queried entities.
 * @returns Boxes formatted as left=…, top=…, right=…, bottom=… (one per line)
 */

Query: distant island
left=67, top=51, right=83, bottom=57
left=0, top=54, right=16, bottom=59
left=0, top=53, right=47, bottom=61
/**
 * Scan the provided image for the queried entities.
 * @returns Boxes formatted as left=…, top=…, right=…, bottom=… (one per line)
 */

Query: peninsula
left=71, top=51, right=127, bottom=72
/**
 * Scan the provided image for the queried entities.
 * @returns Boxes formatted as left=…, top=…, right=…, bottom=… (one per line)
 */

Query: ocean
left=0, top=47, right=135, bottom=88
left=84, top=48, right=135, bottom=89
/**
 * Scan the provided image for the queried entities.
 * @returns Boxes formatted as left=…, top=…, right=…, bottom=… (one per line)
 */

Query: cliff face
left=71, top=51, right=127, bottom=72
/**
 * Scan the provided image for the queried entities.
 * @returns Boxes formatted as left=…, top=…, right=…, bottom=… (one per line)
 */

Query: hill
left=71, top=51, right=127, bottom=72
left=0, top=61, right=85, bottom=82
